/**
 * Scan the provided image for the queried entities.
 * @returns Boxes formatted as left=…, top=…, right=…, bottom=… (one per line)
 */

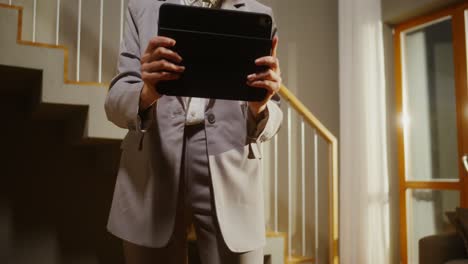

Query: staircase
left=0, top=2, right=338, bottom=264
left=0, top=3, right=125, bottom=141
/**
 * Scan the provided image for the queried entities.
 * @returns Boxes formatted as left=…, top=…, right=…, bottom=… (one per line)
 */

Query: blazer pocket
left=118, top=134, right=150, bottom=200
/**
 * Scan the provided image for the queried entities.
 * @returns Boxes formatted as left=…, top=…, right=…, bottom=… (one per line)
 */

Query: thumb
left=272, top=36, right=279, bottom=57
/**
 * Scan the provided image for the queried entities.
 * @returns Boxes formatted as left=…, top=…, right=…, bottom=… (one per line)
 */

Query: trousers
left=122, top=123, right=263, bottom=264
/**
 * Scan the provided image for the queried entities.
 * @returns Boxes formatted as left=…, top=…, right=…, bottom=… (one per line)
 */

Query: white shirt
left=183, top=0, right=221, bottom=8
left=183, top=97, right=207, bottom=126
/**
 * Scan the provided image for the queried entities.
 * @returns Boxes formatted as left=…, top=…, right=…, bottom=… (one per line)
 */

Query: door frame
left=394, top=2, right=468, bottom=263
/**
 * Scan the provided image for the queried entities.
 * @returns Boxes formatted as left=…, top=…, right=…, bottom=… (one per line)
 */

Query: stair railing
left=1, top=1, right=339, bottom=263
left=275, top=86, right=339, bottom=264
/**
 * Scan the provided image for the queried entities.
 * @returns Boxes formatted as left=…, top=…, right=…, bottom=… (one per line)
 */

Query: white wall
left=260, top=0, right=339, bottom=135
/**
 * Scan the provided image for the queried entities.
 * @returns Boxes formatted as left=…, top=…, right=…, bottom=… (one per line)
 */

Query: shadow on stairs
left=0, top=64, right=124, bottom=264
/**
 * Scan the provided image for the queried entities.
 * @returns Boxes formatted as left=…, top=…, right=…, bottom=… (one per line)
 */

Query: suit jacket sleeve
left=104, top=3, right=155, bottom=133
left=247, top=8, right=283, bottom=143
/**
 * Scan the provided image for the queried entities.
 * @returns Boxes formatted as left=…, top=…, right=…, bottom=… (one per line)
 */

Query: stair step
left=287, top=256, right=315, bottom=264
left=266, top=232, right=315, bottom=264
left=265, top=232, right=286, bottom=264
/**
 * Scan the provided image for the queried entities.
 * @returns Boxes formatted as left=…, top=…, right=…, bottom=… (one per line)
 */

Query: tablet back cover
left=157, top=4, right=273, bottom=102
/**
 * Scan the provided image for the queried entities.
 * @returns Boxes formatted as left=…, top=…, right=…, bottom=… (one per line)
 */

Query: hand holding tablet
left=139, top=36, right=185, bottom=110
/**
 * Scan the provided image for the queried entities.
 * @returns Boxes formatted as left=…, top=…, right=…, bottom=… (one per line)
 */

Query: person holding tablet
left=104, top=0, right=283, bottom=263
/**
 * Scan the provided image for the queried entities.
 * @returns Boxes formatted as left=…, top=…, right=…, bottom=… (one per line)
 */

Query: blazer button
left=208, top=113, right=216, bottom=124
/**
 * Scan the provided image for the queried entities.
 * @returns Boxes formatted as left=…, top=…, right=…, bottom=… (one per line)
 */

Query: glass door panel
left=406, top=189, right=460, bottom=263
left=402, top=18, right=460, bottom=181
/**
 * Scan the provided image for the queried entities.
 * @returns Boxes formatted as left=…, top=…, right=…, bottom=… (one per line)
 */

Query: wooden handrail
left=279, top=84, right=340, bottom=264
left=279, top=84, right=337, bottom=144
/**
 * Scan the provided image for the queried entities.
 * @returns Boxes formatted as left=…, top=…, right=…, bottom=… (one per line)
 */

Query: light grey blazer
left=104, top=0, right=282, bottom=253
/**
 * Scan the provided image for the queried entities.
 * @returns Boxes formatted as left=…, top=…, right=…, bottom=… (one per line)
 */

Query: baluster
left=98, top=0, right=104, bottom=83
left=32, top=0, right=37, bottom=42
left=287, top=105, right=292, bottom=258
left=274, top=134, right=278, bottom=233
left=314, top=129, right=319, bottom=261
left=76, top=0, right=82, bottom=81
left=55, top=0, right=60, bottom=45
left=301, top=118, right=306, bottom=257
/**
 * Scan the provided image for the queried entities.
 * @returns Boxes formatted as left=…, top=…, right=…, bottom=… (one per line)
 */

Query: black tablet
left=157, top=3, right=273, bottom=102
